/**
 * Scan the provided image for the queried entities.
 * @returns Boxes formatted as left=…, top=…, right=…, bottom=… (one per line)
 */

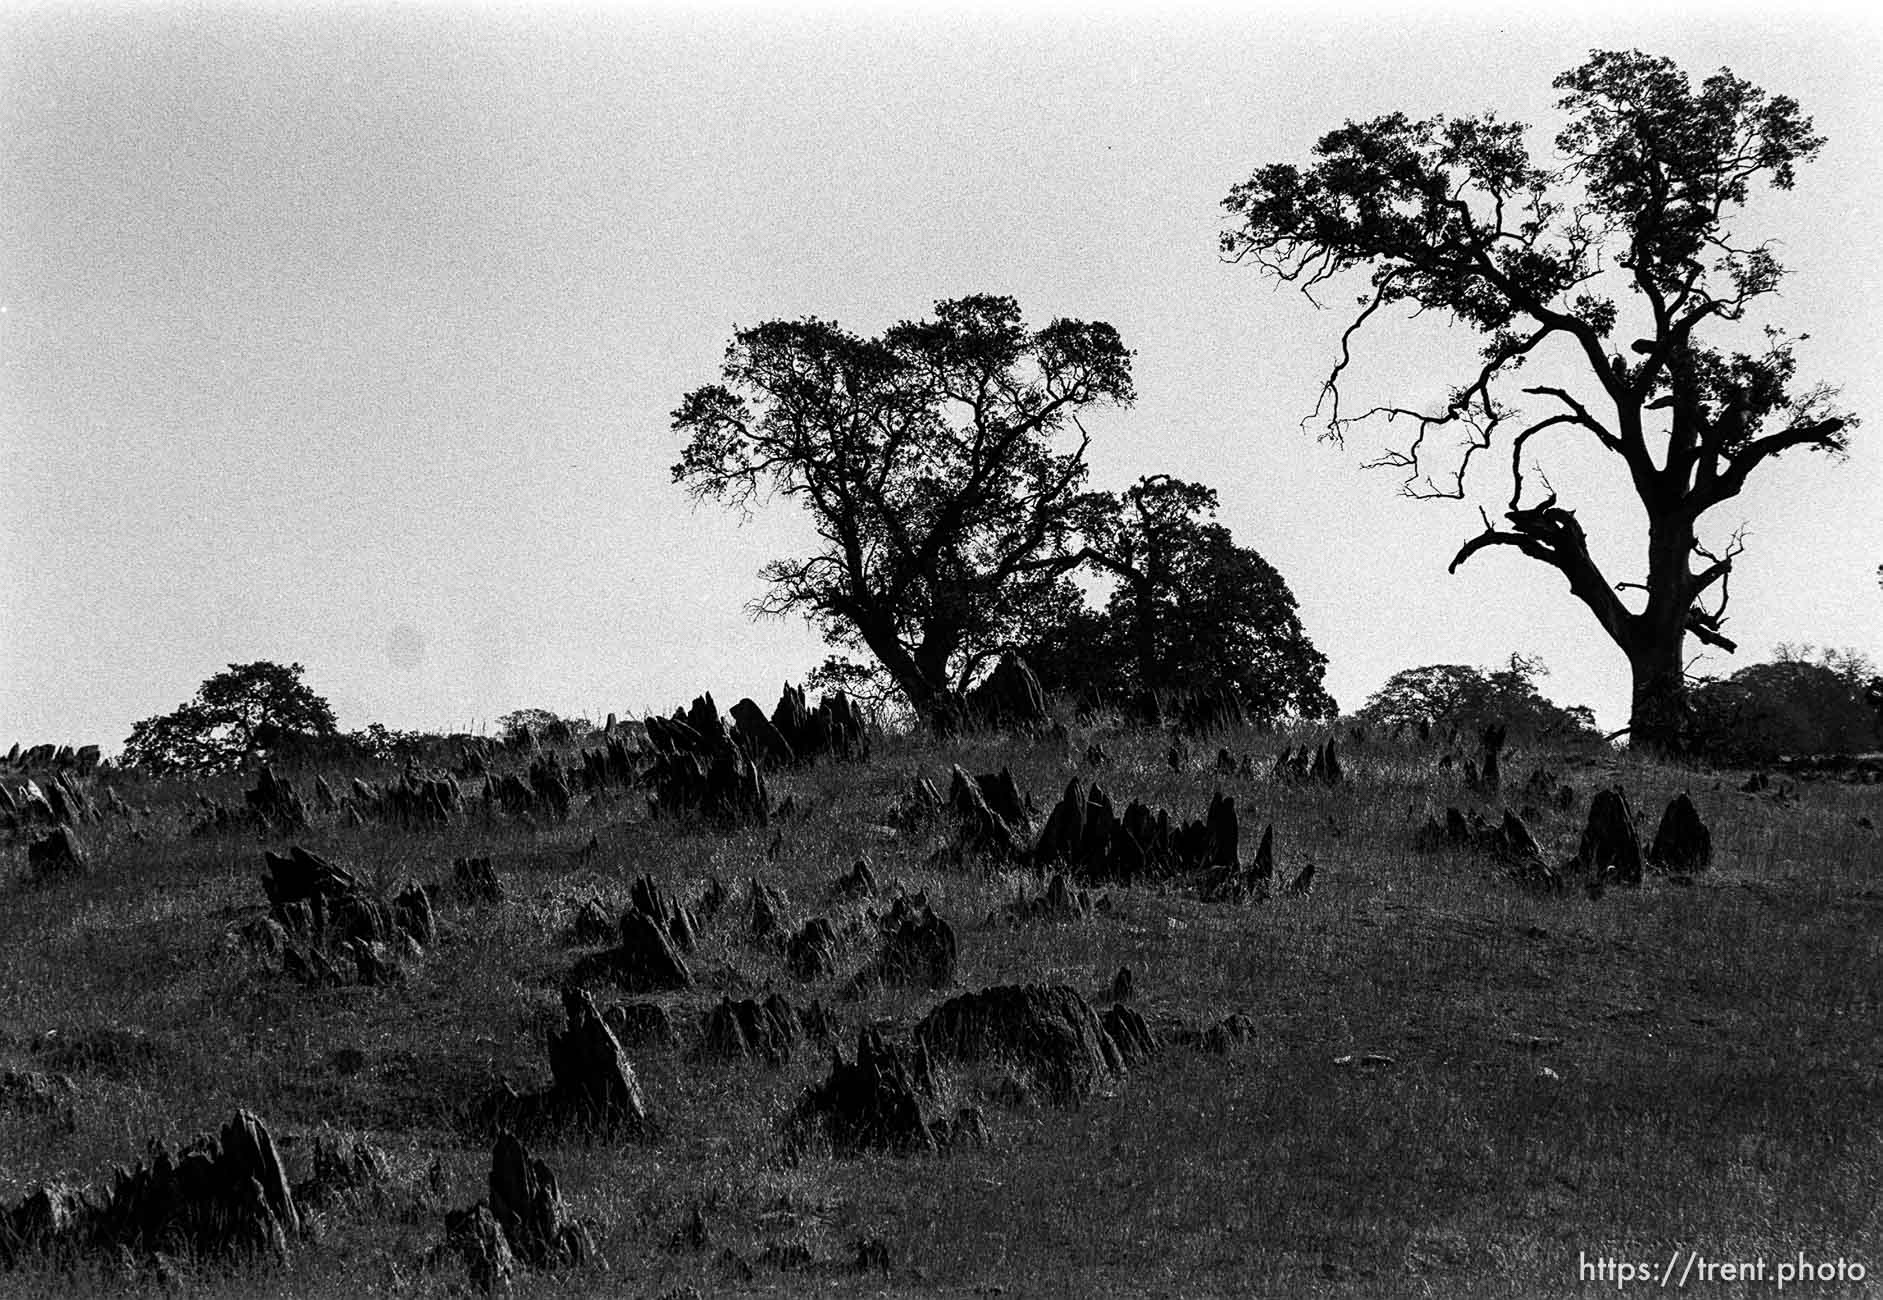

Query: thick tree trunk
left=1627, top=513, right=1698, bottom=754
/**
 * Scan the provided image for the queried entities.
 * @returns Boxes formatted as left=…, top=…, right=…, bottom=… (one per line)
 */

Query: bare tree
left=1221, top=50, right=1855, bottom=750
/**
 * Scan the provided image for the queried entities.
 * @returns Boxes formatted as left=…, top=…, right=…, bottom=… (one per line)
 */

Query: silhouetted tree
left=1030, top=476, right=1332, bottom=721
left=673, top=295, right=1134, bottom=727
left=123, top=662, right=339, bottom=774
left=1221, top=50, right=1855, bottom=752
left=1357, top=654, right=1599, bottom=743
left=1689, top=645, right=1883, bottom=763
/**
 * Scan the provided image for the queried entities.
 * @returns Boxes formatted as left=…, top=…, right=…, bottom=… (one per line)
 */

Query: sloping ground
left=0, top=724, right=1877, bottom=1298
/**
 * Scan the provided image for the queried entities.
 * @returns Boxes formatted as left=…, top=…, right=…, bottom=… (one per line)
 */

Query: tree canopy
left=123, top=662, right=340, bottom=774
left=1221, top=49, right=1855, bottom=752
left=1357, top=654, right=1599, bottom=743
left=1689, top=645, right=1882, bottom=764
left=673, top=294, right=1134, bottom=726
left=1019, top=475, right=1332, bottom=722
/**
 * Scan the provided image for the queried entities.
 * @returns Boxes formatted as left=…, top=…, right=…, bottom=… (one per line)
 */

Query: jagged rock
left=1001, top=872, right=1101, bottom=924
left=1184, top=1012, right=1257, bottom=1054
left=748, top=878, right=791, bottom=947
left=1101, top=1003, right=1159, bottom=1068
left=1309, top=737, right=1342, bottom=784
left=916, top=984, right=1125, bottom=1105
left=27, top=824, right=89, bottom=879
left=244, top=766, right=309, bottom=832
left=728, top=697, right=796, bottom=768
left=830, top=857, right=879, bottom=899
left=1649, top=793, right=1712, bottom=874
left=786, top=916, right=842, bottom=981
left=443, top=1202, right=515, bottom=1293
left=1286, top=861, right=1316, bottom=898
left=1568, top=787, right=1643, bottom=887
left=629, top=875, right=699, bottom=953
left=1490, top=809, right=1544, bottom=867
left=568, top=896, right=617, bottom=947
left=1199, top=819, right=1270, bottom=902
left=313, top=775, right=339, bottom=813
left=569, top=910, right=693, bottom=992
left=854, top=894, right=956, bottom=990
left=90, top=1109, right=301, bottom=1262
left=603, top=1001, right=678, bottom=1050
left=948, top=766, right=1023, bottom=856
left=698, top=993, right=815, bottom=1066
left=963, top=652, right=1049, bottom=729
left=487, top=1133, right=595, bottom=1271
left=483, top=988, right=647, bottom=1142
left=453, top=856, right=506, bottom=904
left=785, top=1028, right=936, bottom=1157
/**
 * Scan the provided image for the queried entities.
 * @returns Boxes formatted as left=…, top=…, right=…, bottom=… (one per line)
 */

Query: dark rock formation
left=829, top=857, right=879, bottom=900
left=784, top=1028, right=937, bottom=1157
left=748, top=878, right=791, bottom=947
left=1199, top=818, right=1271, bottom=903
left=963, top=652, right=1049, bottom=730
left=1567, top=787, right=1644, bottom=887
left=728, top=697, right=795, bottom=768
left=1000, top=873, right=1105, bottom=924
left=0, top=1110, right=302, bottom=1270
left=453, top=856, right=506, bottom=904
left=569, top=909, right=693, bottom=993
left=698, top=992, right=831, bottom=1067
left=603, top=1001, right=678, bottom=1051
left=786, top=916, right=842, bottom=981
left=915, top=984, right=1126, bottom=1106
left=852, top=894, right=957, bottom=991
left=1101, top=1003, right=1160, bottom=1069
left=629, top=875, right=699, bottom=953
left=1648, top=793, right=1712, bottom=875
left=244, top=766, right=309, bottom=832
left=480, top=989, right=648, bottom=1140
left=26, top=824, right=89, bottom=880
left=948, top=766, right=1024, bottom=857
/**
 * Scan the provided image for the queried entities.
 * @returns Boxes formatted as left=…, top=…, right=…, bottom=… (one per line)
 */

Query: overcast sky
left=3, top=2, right=1878, bottom=748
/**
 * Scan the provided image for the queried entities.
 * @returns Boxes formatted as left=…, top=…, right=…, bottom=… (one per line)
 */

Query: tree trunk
left=1627, top=512, right=1697, bottom=754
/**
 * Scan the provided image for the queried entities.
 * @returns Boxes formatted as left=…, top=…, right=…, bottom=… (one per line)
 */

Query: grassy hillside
left=2, top=718, right=1878, bottom=1298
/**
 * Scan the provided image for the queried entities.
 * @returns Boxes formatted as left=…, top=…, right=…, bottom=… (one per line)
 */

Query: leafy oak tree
left=123, top=661, right=339, bottom=774
left=1221, top=50, right=1855, bottom=752
left=1028, top=475, right=1333, bottom=721
left=673, top=295, right=1134, bottom=727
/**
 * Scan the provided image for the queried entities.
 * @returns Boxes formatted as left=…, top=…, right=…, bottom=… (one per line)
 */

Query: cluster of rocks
left=698, top=992, right=838, bottom=1067
left=947, top=766, right=1031, bottom=856
left=2, top=742, right=101, bottom=774
left=440, top=1133, right=596, bottom=1293
left=481, top=757, right=573, bottom=823
left=995, top=872, right=1111, bottom=925
left=237, top=845, right=435, bottom=986
left=0, top=1110, right=328, bottom=1270
left=1460, top=724, right=1508, bottom=795
left=569, top=874, right=704, bottom=993
left=2, top=768, right=103, bottom=830
left=782, top=981, right=1162, bottom=1159
left=1478, top=788, right=1714, bottom=894
left=1033, top=779, right=1266, bottom=892
left=1274, top=737, right=1343, bottom=784
left=476, top=989, right=648, bottom=1140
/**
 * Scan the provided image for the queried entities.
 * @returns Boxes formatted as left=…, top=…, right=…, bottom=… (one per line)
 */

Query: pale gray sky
left=3, top=2, right=1878, bottom=747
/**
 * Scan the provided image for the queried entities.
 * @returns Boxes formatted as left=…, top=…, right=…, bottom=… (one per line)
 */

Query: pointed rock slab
left=948, top=766, right=1022, bottom=857
left=697, top=993, right=814, bottom=1067
left=1101, top=1003, right=1160, bottom=1069
left=569, top=910, right=692, bottom=992
left=81, top=1109, right=301, bottom=1263
left=1568, top=787, right=1643, bottom=886
left=1649, top=793, right=1712, bottom=874
left=487, top=1133, right=595, bottom=1271
left=786, top=916, right=842, bottom=981
left=544, top=987, right=648, bottom=1136
left=443, top=1202, right=516, bottom=1294
left=244, top=765, right=309, bottom=832
left=964, top=652, right=1049, bottom=730
left=748, top=878, right=791, bottom=947
left=829, top=857, right=879, bottom=900
left=1200, top=820, right=1272, bottom=903
left=729, top=697, right=796, bottom=768
left=26, top=824, right=89, bottom=880
left=453, top=856, right=506, bottom=904
left=786, top=1028, right=936, bottom=1157
left=603, top=1001, right=678, bottom=1051
left=916, top=983, right=1124, bottom=1106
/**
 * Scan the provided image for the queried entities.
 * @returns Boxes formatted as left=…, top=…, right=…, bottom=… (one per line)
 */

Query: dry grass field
left=1, top=718, right=1878, bottom=1298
